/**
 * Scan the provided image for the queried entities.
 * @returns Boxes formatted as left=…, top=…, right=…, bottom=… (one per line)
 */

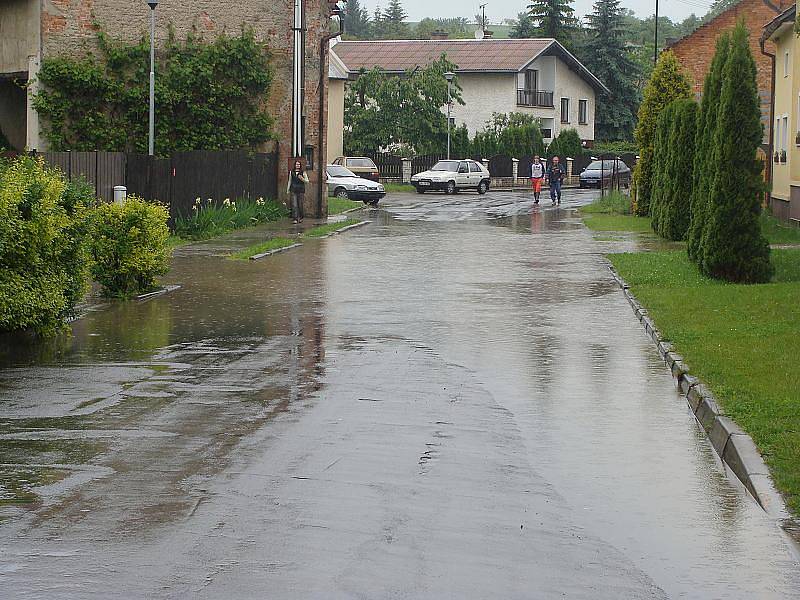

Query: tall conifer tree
left=582, top=0, right=640, bottom=141
left=701, top=22, right=773, bottom=283
left=527, top=0, right=579, bottom=48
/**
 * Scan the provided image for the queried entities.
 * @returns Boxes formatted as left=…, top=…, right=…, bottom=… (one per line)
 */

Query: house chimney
left=482, top=30, right=494, bottom=39
left=431, top=29, right=449, bottom=40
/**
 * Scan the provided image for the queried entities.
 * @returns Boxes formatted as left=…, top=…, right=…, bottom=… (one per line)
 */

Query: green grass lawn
left=610, top=248, right=800, bottom=513
left=583, top=215, right=654, bottom=232
left=384, top=183, right=415, bottom=193
left=328, top=196, right=362, bottom=215
left=230, top=237, right=297, bottom=260
left=303, top=218, right=362, bottom=238
left=760, top=212, right=800, bottom=245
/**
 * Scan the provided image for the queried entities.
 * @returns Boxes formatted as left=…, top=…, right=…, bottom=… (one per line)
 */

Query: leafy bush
left=88, top=196, right=170, bottom=298
left=0, top=157, right=92, bottom=334
left=471, top=113, right=545, bottom=158
left=173, top=197, right=288, bottom=240
left=592, top=141, right=639, bottom=156
left=547, top=128, right=584, bottom=160
left=33, top=30, right=273, bottom=154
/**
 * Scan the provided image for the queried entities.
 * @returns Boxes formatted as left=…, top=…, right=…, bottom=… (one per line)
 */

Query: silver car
left=326, top=164, right=386, bottom=205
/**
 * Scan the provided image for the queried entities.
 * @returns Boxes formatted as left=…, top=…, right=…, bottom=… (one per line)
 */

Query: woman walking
left=287, top=160, right=309, bottom=224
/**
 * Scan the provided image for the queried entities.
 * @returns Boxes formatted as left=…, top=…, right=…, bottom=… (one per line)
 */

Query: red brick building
left=667, top=0, right=792, bottom=145
left=0, top=0, right=341, bottom=216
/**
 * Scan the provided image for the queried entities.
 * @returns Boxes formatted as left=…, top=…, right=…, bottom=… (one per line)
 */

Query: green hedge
left=88, top=196, right=170, bottom=298
left=0, top=157, right=92, bottom=334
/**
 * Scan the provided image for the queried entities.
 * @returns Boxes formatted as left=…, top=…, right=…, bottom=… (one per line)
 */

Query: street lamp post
left=445, top=71, right=455, bottom=160
left=147, top=1, right=158, bottom=156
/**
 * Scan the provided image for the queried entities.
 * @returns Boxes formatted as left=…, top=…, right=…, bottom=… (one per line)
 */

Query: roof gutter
left=759, top=27, right=778, bottom=207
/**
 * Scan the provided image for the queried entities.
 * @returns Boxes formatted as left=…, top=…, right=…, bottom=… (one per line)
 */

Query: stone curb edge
left=249, top=243, right=303, bottom=261
left=135, top=285, right=182, bottom=302
left=321, top=220, right=370, bottom=239
left=608, top=264, right=791, bottom=522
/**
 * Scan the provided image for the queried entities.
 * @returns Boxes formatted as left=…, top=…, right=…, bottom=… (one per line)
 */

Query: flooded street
left=1, top=189, right=798, bottom=598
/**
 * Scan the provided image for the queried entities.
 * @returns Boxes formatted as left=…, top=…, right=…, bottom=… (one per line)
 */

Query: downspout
left=292, top=0, right=304, bottom=158
left=760, top=35, right=776, bottom=208
left=317, top=6, right=344, bottom=218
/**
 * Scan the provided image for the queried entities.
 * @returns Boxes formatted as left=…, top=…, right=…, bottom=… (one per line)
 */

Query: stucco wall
left=0, top=0, right=40, bottom=74
left=327, top=79, right=345, bottom=163
left=772, top=29, right=794, bottom=203
left=36, top=0, right=333, bottom=215
left=450, top=57, right=596, bottom=142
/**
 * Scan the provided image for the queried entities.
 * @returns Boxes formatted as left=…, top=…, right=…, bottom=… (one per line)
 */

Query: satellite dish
left=475, top=29, right=484, bottom=40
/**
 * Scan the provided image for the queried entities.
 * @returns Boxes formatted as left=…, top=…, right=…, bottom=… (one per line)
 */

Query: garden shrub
left=89, top=196, right=170, bottom=298
left=0, top=157, right=92, bottom=334
left=700, top=23, right=773, bottom=283
left=633, top=51, right=692, bottom=217
left=688, top=33, right=730, bottom=263
left=547, top=128, right=584, bottom=160
left=649, top=103, right=676, bottom=235
left=173, top=197, right=288, bottom=241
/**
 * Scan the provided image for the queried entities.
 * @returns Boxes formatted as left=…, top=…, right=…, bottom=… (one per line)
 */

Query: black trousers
left=290, top=190, right=305, bottom=220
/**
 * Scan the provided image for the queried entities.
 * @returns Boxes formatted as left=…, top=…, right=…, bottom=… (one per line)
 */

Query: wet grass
left=760, top=212, right=800, bottom=245
left=303, top=218, right=362, bottom=238
left=583, top=215, right=653, bottom=232
left=328, top=197, right=362, bottom=215
left=230, top=237, right=297, bottom=260
left=384, top=183, right=415, bottom=193
left=610, top=248, right=800, bottom=513
left=173, top=198, right=288, bottom=241
left=580, top=191, right=633, bottom=215
left=1, top=466, right=70, bottom=506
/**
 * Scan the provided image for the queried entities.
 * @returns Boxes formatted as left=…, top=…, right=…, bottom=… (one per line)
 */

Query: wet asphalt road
left=1, top=189, right=799, bottom=598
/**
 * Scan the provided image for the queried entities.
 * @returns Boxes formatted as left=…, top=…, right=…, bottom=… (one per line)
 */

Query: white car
left=411, top=159, right=491, bottom=195
left=326, top=164, right=386, bottom=205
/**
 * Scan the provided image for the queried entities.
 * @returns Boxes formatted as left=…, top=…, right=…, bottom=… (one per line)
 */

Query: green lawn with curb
left=303, top=218, right=362, bottom=238
left=328, top=197, right=362, bottom=215
left=230, top=237, right=297, bottom=260
left=610, top=248, right=800, bottom=513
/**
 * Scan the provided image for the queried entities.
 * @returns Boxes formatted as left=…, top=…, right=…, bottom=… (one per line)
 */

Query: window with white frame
left=783, top=115, right=789, bottom=151
left=785, top=52, right=790, bottom=78
left=578, top=99, right=588, bottom=125
left=561, top=98, right=570, bottom=123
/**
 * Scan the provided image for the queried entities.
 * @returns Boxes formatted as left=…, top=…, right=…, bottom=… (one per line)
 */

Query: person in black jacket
left=287, top=160, right=309, bottom=224
left=547, top=156, right=566, bottom=206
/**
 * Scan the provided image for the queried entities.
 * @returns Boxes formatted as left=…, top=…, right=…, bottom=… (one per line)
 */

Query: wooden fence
left=38, top=149, right=278, bottom=220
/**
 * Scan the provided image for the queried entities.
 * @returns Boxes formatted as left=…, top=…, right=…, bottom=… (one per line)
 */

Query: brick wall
left=668, top=0, right=790, bottom=144
left=40, top=0, right=334, bottom=217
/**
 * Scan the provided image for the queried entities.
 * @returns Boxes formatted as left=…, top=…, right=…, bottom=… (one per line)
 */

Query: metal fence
left=369, top=153, right=403, bottom=181
left=37, top=149, right=278, bottom=220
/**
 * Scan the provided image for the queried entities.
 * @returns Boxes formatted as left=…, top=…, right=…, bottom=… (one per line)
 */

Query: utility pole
left=654, top=0, right=659, bottom=67
left=445, top=72, right=454, bottom=159
left=479, top=3, right=488, bottom=33
left=147, top=1, right=158, bottom=156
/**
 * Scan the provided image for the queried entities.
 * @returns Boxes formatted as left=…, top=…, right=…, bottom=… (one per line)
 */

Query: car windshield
left=347, top=158, right=377, bottom=168
left=327, top=165, right=357, bottom=178
left=431, top=161, right=461, bottom=172
left=587, top=160, right=627, bottom=170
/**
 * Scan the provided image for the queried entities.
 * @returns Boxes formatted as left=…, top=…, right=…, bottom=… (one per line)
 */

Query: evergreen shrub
left=89, top=196, right=170, bottom=298
left=0, top=157, right=92, bottom=334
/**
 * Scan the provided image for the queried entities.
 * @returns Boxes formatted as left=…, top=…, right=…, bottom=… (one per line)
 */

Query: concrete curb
left=608, top=264, right=791, bottom=522
left=321, top=220, right=370, bottom=239
left=249, top=243, right=303, bottom=261
left=135, top=285, right=181, bottom=302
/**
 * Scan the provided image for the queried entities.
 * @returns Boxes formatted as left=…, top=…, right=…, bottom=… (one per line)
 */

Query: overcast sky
left=363, top=0, right=712, bottom=24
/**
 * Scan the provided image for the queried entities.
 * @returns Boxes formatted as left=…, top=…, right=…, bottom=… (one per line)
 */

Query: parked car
left=411, top=159, right=491, bottom=195
left=326, top=165, right=385, bottom=205
left=579, top=159, right=632, bottom=189
left=333, top=156, right=381, bottom=182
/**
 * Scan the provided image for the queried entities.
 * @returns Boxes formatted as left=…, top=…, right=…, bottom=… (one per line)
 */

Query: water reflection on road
left=0, top=189, right=798, bottom=598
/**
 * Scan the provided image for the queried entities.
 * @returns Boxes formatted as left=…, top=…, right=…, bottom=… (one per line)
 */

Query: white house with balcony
left=330, top=37, right=608, bottom=145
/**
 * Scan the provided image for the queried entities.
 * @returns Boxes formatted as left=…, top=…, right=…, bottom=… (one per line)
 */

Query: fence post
left=402, top=157, right=412, bottom=184
left=566, top=157, right=574, bottom=179
left=482, top=158, right=490, bottom=171
left=512, top=158, right=519, bottom=190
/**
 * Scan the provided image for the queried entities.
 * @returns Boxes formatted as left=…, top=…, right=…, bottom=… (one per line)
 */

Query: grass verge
left=230, top=237, right=297, bottom=260
left=384, top=183, right=415, bottom=193
left=760, top=212, right=800, bottom=245
left=610, top=248, right=800, bottom=513
left=303, top=218, right=362, bottom=238
left=328, top=196, right=362, bottom=215
left=583, top=215, right=653, bottom=232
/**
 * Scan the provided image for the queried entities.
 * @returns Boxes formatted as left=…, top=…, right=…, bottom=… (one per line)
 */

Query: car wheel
left=477, top=180, right=488, bottom=195
left=334, top=188, right=349, bottom=199
left=369, top=199, right=380, bottom=206
left=416, top=187, right=426, bottom=194
left=446, top=181, right=456, bottom=195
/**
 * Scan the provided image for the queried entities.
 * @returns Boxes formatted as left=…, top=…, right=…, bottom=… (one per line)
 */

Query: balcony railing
left=517, top=89, right=554, bottom=108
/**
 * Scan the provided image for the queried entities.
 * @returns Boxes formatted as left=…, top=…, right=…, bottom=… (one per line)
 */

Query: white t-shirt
left=531, top=162, right=545, bottom=178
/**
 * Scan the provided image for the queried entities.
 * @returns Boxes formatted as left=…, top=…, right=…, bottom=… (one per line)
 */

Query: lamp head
left=147, top=1, right=158, bottom=9
left=444, top=71, right=455, bottom=82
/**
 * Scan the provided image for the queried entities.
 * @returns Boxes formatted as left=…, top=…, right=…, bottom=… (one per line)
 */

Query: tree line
left=343, top=0, right=729, bottom=144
